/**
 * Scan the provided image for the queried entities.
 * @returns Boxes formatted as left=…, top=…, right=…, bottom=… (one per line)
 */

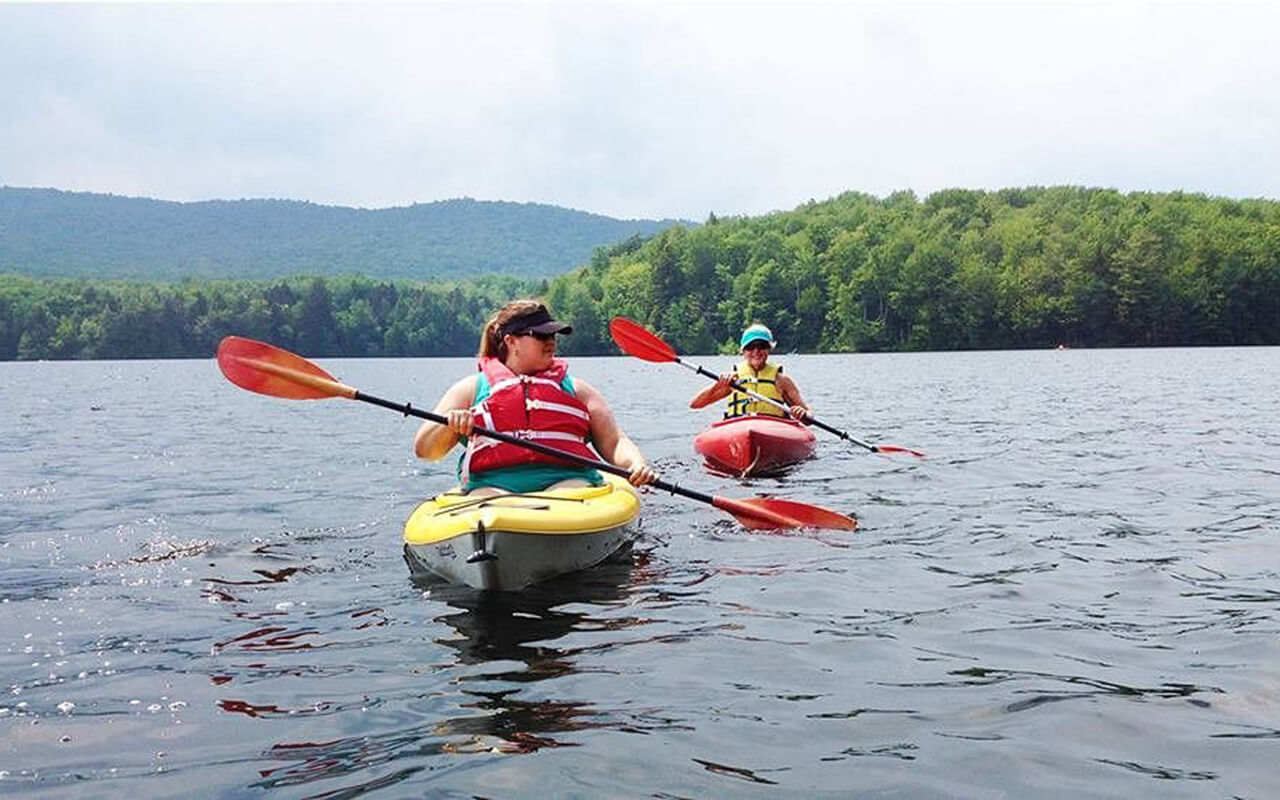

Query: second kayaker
left=415, top=299, right=659, bottom=496
left=689, top=323, right=813, bottom=421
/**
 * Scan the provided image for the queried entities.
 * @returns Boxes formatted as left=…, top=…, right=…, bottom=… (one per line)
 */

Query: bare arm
left=576, top=378, right=658, bottom=486
left=777, top=374, right=812, bottom=421
left=689, top=374, right=734, bottom=409
left=413, top=374, right=479, bottom=460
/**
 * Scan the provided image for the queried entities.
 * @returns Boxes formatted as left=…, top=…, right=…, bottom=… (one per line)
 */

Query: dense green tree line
left=4, top=187, right=1278, bottom=361
left=545, top=187, right=1280, bottom=354
left=0, top=274, right=537, bottom=360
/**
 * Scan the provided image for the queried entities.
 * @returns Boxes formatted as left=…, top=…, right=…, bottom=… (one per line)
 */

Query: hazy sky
left=3, top=1, right=1278, bottom=220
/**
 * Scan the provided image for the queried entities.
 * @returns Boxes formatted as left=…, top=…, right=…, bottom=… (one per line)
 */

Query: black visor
left=498, top=305, right=573, bottom=337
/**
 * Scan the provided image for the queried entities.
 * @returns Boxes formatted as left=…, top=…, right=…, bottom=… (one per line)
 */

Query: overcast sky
left=3, top=1, right=1278, bottom=220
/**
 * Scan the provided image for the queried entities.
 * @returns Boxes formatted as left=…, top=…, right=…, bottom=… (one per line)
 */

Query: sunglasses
left=516, top=331, right=557, bottom=341
left=743, top=342, right=771, bottom=352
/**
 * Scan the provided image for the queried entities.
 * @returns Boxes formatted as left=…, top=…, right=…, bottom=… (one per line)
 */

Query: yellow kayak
left=402, top=473, right=641, bottom=590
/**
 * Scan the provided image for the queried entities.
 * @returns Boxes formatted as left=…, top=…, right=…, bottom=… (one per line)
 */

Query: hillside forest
left=0, top=188, right=681, bottom=281
left=2, top=186, right=1278, bottom=361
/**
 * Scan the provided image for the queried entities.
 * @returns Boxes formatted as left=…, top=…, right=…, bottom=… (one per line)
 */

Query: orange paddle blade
left=610, top=317, right=677, bottom=363
left=713, top=496, right=858, bottom=531
left=216, top=336, right=356, bottom=400
left=874, top=444, right=926, bottom=458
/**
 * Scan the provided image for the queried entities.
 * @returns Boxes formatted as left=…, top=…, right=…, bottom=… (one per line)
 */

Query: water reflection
left=412, top=546, right=636, bottom=676
left=248, top=550, right=652, bottom=794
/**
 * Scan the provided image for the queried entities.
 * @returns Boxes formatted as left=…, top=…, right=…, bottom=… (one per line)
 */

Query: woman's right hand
left=445, top=408, right=475, bottom=437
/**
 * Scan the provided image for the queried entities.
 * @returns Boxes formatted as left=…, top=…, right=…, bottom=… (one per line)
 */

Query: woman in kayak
left=415, top=300, right=658, bottom=496
left=689, top=324, right=812, bottom=421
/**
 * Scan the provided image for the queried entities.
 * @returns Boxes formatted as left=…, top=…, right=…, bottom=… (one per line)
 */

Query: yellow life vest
left=725, top=361, right=787, bottom=418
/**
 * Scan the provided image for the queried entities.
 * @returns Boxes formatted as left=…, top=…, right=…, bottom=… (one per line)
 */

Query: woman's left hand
left=790, top=404, right=812, bottom=422
left=627, top=462, right=659, bottom=487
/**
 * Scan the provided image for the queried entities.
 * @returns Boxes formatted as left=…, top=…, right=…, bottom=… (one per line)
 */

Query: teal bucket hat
left=739, top=324, right=776, bottom=349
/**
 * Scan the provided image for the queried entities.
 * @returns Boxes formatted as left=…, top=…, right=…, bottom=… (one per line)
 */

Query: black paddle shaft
left=351, top=390, right=716, bottom=504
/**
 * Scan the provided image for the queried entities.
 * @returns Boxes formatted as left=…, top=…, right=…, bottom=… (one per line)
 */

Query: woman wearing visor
left=414, top=299, right=658, bottom=495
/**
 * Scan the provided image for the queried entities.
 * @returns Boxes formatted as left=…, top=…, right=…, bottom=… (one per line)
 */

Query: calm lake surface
left=3, top=347, right=1279, bottom=798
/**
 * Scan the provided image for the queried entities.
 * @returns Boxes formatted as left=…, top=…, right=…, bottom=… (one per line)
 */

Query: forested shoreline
left=547, top=186, right=1280, bottom=355
left=0, top=275, right=538, bottom=360
left=3, top=187, right=1278, bottom=360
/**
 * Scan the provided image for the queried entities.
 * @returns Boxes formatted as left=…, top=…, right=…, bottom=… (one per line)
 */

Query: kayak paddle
left=216, top=336, right=857, bottom=532
left=609, top=317, right=925, bottom=457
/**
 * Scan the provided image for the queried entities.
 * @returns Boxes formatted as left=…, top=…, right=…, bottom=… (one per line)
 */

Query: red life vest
left=462, top=357, right=597, bottom=481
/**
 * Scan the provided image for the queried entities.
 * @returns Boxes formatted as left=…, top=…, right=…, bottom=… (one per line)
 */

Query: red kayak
left=693, top=416, right=817, bottom=477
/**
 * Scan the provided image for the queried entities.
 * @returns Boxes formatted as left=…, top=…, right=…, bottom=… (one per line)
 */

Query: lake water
left=2, top=347, right=1278, bottom=798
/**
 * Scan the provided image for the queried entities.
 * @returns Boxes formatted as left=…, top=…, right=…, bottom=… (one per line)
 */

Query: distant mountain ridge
left=0, top=187, right=687, bottom=280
